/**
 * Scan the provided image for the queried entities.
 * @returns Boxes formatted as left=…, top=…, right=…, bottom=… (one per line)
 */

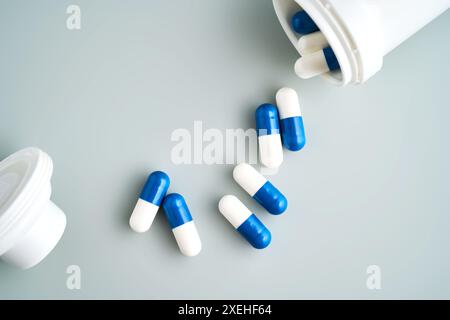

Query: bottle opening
left=273, top=0, right=358, bottom=86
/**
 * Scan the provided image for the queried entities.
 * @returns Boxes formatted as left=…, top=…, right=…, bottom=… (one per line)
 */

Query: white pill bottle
left=273, top=0, right=450, bottom=85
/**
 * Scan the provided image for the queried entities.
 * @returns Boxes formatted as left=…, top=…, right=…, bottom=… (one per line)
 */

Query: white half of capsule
left=258, top=134, right=283, bottom=169
left=297, top=31, right=328, bottom=55
left=129, top=199, right=159, bottom=233
left=233, top=163, right=267, bottom=197
left=172, top=221, right=202, bottom=257
left=218, top=195, right=252, bottom=229
left=295, top=50, right=330, bottom=79
left=275, top=87, right=301, bottom=120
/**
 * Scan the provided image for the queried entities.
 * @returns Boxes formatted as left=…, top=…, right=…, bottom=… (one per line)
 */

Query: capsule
left=129, top=171, right=170, bottom=233
left=276, top=87, right=306, bottom=151
left=291, top=10, right=319, bottom=34
left=233, top=163, right=287, bottom=215
left=256, top=104, right=283, bottom=169
left=162, top=193, right=202, bottom=257
left=218, top=195, right=271, bottom=249
left=295, top=46, right=340, bottom=79
left=297, top=31, right=328, bottom=55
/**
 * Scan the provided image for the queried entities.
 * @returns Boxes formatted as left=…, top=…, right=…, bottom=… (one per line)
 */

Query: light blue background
left=0, top=0, right=449, bottom=299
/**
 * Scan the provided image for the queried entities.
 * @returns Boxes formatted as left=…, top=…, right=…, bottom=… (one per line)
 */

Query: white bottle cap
left=0, top=148, right=66, bottom=269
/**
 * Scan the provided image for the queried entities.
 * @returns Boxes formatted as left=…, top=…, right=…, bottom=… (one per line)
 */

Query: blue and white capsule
left=256, top=104, right=283, bottom=169
left=291, top=10, right=319, bottom=35
left=129, top=171, right=170, bottom=233
left=295, top=46, right=340, bottom=79
left=297, top=31, right=329, bottom=55
left=218, top=195, right=271, bottom=249
left=233, top=163, right=287, bottom=215
left=276, top=87, right=306, bottom=151
left=162, top=193, right=202, bottom=257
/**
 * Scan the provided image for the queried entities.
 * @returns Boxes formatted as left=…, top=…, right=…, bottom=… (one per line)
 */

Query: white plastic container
left=273, top=0, right=450, bottom=85
left=0, top=148, right=66, bottom=269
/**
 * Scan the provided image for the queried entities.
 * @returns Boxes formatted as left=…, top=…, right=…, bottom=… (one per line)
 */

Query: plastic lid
left=0, top=148, right=53, bottom=255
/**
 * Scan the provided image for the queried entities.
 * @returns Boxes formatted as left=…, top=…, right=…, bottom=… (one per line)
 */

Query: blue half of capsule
left=237, top=214, right=271, bottom=249
left=291, top=10, right=319, bottom=34
left=253, top=181, right=288, bottom=215
left=255, top=103, right=280, bottom=136
left=280, top=116, right=306, bottom=151
left=323, top=47, right=340, bottom=71
left=140, top=171, right=170, bottom=206
left=162, top=193, right=193, bottom=229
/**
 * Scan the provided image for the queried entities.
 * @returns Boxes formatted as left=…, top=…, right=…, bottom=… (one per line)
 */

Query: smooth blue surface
left=139, top=171, right=170, bottom=206
left=162, top=193, right=193, bottom=229
left=291, top=10, right=319, bottom=34
left=323, top=47, right=340, bottom=71
left=255, top=103, right=280, bottom=136
left=237, top=214, right=271, bottom=249
left=253, top=181, right=288, bottom=215
left=280, top=116, right=306, bottom=151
